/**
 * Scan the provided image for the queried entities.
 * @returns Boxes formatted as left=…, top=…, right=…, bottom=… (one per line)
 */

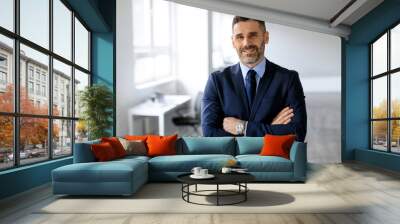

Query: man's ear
left=231, top=35, right=235, bottom=48
left=264, top=31, right=269, bottom=44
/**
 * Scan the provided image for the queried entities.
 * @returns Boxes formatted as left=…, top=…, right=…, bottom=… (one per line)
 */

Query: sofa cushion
left=236, top=137, right=263, bottom=155
left=147, top=134, right=178, bottom=157
left=178, top=137, right=235, bottom=155
left=236, top=155, right=293, bottom=172
left=260, top=134, right=296, bottom=159
left=101, top=137, right=127, bottom=158
left=91, top=142, right=118, bottom=161
left=148, top=154, right=235, bottom=172
left=124, top=135, right=148, bottom=141
left=114, top=155, right=150, bottom=163
left=118, top=138, right=147, bottom=156
left=53, top=158, right=147, bottom=183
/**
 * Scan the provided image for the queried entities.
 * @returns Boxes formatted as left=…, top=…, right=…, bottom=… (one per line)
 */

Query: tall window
left=371, top=23, right=400, bottom=153
left=0, top=0, right=91, bottom=170
left=133, top=0, right=173, bottom=85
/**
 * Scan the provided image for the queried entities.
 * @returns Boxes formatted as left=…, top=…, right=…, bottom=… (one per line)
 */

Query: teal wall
left=91, top=0, right=116, bottom=135
left=343, top=0, right=400, bottom=171
left=0, top=158, right=72, bottom=199
left=0, top=0, right=116, bottom=200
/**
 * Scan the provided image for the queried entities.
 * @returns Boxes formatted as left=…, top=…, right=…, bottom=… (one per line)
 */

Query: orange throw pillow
left=101, top=137, right=127, bottom=158
left=124, top=135, right=148, bottom=141
left=91, top=142, right=117, bottom=161
left=259, top=134, right=296, bottom=159
left=146, top=134, right=178, bottom=157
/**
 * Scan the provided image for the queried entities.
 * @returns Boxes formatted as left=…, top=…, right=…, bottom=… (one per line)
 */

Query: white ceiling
left=224, top=0, right=352, bottom=23
left=169, top=0, right=384, bottom=38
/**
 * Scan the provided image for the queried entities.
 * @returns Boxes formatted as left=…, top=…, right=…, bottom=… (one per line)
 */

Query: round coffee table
left=177, top=172, right=255, bottom=206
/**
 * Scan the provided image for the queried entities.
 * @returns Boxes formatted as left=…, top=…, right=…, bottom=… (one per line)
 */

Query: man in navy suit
left=201, top=16, right=307, bottom=141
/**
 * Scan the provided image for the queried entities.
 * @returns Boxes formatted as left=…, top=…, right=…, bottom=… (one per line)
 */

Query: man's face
left=232, top=20, right=269, bottom=67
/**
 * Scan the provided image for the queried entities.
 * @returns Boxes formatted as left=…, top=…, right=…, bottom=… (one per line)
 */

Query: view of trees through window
left=0, top=0, right=90, bottom=170
left=371, top=23, right=400, bottom=153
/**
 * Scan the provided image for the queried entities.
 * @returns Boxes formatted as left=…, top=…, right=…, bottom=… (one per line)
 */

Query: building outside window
left=41, top=85, right=46, bottom=97
left=0, top=54, right=7, bottom=90
left=35, top=83, right=40, bottom=95
left=28, top=81, right=34, bottom=94
left=28, top=67, right=34, bottom=80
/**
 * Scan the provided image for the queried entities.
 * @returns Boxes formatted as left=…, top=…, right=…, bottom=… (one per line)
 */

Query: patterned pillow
left=118, top=138, right=147, bottom=156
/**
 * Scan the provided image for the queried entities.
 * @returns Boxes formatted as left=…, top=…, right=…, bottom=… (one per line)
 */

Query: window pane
left=391, top=72, right=400, bottom=118
left=53, top=0, right=72, bottom=60
left=0, top=0, right=14, bottom=31
left=372, top=121, right=388, bottom=151
left=0, top=34, right=14, bottom=112
left=74, top=18, right=89, bottom=70
left=391, top=24, right=400, bottom=70
left=53, top=59, right=72, bottom=117
left=391, top=120, right=400, bottom=153
left=20, top=44, right=49, bottom=115
left=20, top=117, right=49, bottom=165
left=0, top=116, right=13, bottom=170
left=133, top=0, right=151, bottom=47
left=20, top=0, right=49, bottom=49
left=153, top=0, right=170, bottom=47
left=75, top=120, right=88, bottom=143
left=53, top=119, right=72, bottom=158
left=74, top=69, right=89, bottom=118
left=372, top=33, right=387, bottom=76
left=155, top=54, right=171, bottom=79
left=134, top=56, right=154, bottom=84
left=372, top=77, right=387, bottom=119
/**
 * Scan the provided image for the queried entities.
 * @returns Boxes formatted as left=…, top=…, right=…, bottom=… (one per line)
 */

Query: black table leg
left=217, top=184, right=219, bottom=206
left=245, top=183, right=247, bottom=201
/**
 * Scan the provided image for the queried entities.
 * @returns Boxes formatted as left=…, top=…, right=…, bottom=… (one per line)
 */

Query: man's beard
left=238, top=42, right=265, bottom=65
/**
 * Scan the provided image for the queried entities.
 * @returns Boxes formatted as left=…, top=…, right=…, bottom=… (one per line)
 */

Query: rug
left=37, top=183, right=362, bottom=214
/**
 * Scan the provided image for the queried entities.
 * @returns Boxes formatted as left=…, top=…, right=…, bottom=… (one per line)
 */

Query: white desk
left=128, top=95, right=191, bottom=135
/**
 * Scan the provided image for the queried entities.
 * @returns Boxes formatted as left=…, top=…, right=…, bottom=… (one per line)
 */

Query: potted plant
left=79, top=84, right=113, bottom=140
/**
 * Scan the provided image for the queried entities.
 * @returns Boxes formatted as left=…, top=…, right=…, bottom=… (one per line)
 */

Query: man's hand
left=223, top=117, right=244, bottom=135
left=272, top=107, right=294, bottom=125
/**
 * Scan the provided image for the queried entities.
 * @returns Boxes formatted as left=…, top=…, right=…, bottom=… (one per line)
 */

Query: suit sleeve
left=201, top=74, right=232, bottom=137
left=246, top=71, right=307, bottom=142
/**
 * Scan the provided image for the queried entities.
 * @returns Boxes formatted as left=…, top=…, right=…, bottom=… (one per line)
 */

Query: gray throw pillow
left=118, top=138, right=147, bottom=156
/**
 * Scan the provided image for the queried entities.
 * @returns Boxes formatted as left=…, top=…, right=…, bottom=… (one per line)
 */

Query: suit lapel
left=230, top=63, right=250, bottom=116
left=249, top=60, right=275, bottom=120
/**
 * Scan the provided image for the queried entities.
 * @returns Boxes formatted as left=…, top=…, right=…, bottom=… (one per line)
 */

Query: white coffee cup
left=221, top=167, right=232, bottom=174
left=200, top=169, right=208, bottom=176
left=191, top=167, right=202, bottom=176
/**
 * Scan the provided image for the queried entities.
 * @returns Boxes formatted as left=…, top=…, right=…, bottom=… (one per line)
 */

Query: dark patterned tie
left=245, top=69, right=257, bottom=108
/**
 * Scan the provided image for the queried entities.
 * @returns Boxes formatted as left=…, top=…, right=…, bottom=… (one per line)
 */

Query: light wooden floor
left=1, top=162, right=400, bottom=224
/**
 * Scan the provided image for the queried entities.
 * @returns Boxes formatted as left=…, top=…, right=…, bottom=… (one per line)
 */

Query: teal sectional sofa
left=52, top=137, right=307, bottom=196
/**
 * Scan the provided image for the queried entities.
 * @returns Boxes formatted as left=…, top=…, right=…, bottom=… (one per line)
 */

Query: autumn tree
left=0, top=84, right=60, bottom=152
left=372, top=99, right=400, bottom=144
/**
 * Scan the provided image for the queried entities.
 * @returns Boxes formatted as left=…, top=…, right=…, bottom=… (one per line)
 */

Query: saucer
left=190, top=174, right=215, bottom=179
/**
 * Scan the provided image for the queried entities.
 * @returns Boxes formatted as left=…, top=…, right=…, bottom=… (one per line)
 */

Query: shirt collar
left=240, top=57, right=266, bottom=79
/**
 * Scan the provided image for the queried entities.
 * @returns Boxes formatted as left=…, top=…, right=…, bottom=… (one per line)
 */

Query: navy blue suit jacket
left=201, top=59, right=307, bottom=142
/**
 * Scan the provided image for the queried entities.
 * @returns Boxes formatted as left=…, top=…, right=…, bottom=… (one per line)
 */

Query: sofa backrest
left=235, top=137, right=264, bottom=155
left=73, top=139, right=100, bottom=163
left=177, top=137, right=236, bottom=155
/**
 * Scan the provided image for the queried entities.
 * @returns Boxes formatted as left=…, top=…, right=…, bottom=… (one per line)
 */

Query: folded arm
left=246, top=71, right=307, bottom=142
